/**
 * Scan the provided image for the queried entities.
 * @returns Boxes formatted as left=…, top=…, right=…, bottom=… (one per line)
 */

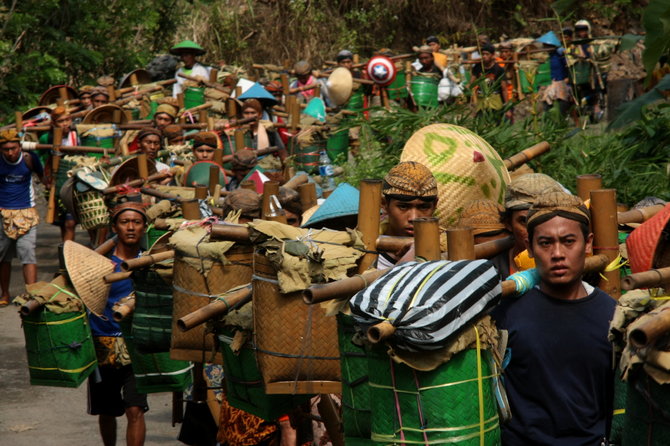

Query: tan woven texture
left=400, top=124, right=510, bottom=227
left=63, top=241, right=114, bottom=316
left=171, top=246, right=253, bottom=363
left=252, top=252, right=340, bottom=390
left=75, top=190, right=109, bottom=230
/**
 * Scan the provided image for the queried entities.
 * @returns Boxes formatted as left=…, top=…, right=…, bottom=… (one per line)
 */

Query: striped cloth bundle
left=349, top=260, right=501, bottom=352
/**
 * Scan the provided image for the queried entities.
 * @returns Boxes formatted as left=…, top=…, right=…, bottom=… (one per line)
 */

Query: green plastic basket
left=388, top=71, right=408, bottom=101
left=218, top=330, right=312, bottom=421
left=184, top=86, right=206, bottom=110
left=22, top=310, right=97, bottom=388
left=120, top=320, right=192, bottom=394
left=410, top=74, right=439, bottom=108
left=367, top=345, right=500, bottom=445
left=622, top=370, right=670, bottom=445
left=337, top=313, right=372, bottom=439
left=130, top=269, right=174, bottom=353
left=290, top=136, right=325, bottom=175
left=326, top=128, right=349, bottom=165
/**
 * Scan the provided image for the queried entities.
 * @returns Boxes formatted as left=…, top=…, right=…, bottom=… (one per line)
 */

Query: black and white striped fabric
left=349, top=260, right=501, bottom=352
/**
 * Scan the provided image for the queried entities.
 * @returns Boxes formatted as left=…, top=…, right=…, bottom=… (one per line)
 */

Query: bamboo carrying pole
left=621, top=266, right=670, bottom=291
left=209, top=224, right=252, bottom=242
left=413, top=218, right=441, bottom=261
left=357, top=180, right=382, bottom=273
left=284, top=174, right=309, bottom=190
left=590, top=189, right=620, bottom=298
left=629, top=308, right=670, bottom=348
left=136, top=153, right=149, bottom=180
left=240, top=180, right=256, bottom=191
left=45, top=127, right=63, bottom=224
left=446, top=228, right=475, bottom=260
left=21, top=142, right=108, bottom=154
left=503, top=141, right=550, bottom=170
left=121, top=250, right=175, bottom=271
left=298, top=182, right=318, bottom=211
left=104, top=271, right=132, bottom=283
left=261, top=181, right=280, bottom=219
left=576, top=174, right=602, bottom=202
left=101, top=170, right=173, bottom=195
left=209, top=165, right=219, bottom=196
left=194, top=185, right=208, bottom=200
left=177, top=285, right=253, bottom=332
left=181, top=200, right=201, bottom=220
left=618, top=204, right=666, bottom=225
left=113, top=298, right=136, bottom=322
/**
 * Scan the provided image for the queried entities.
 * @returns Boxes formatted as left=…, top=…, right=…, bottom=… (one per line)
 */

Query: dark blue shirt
left=0, top=152, right=43, bottom=209
left=89, top=254, right=134, bottom=337
left=549, top=49, right=569, bottom=81
left=492, top=285, right=616, bottom=446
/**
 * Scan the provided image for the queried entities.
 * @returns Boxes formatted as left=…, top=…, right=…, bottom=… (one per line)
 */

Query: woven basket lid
left=118, top=69, right=153, bottom=89
left=63, top=241, right=114, bottom=316
left=22, top=106, right=53, bottom=121
left=38, top=85, right=78, bottom=106
left=626, top=204, right=670, bottom=273
left=327, top=67, right=353, bottom=106
left=82, top=104, right=129, bottom=125
left=400, top=123, right=510, bottom=228
left=110, top=156, right=158, bottom=186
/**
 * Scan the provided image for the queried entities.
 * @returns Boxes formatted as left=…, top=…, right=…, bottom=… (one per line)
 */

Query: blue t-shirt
left=0, top=152, right=43, bottom=209
left=491, top=285, right=616, bottom=446
left=89, top=254, right=134, bottom=337
left=550, top=49, right=570, bottom=81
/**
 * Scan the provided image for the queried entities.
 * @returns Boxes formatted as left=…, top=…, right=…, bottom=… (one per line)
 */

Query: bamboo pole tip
left=367, top=320, right=396, bottom=343
left=302, top=290, right=315, bottom=305
left=628, top=328, right=648, bottom=349
left=176, top=318, right=189, bottom=332
left=620, top=277, right=635, bottom=291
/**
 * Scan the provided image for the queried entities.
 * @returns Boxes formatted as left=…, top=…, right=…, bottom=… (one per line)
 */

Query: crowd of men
left=0, top=19, right=648, bottom=446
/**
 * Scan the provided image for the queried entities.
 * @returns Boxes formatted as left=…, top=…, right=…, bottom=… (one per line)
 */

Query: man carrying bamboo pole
left=492, top=191, right=615, bottom=445
left=0, top=129, right=44, bottom=307
left=378, top=161, right=438, bottom=268
left=87, top=202, right=148, bottom=446
left=170, top=40, right=210, bottom=98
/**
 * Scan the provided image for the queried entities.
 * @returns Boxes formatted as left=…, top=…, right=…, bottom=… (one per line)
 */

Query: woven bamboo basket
left=252, top=251, right=341, bottom=394
left=75, top=190, right=110, bottom=230
left=171, top=245, right=253, bottom=363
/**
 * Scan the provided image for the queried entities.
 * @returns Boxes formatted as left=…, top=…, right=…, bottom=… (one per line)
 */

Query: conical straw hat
left=63, top=241, right=115, bottom=316
left=400, top=123, right=510, bottom=228
left=327, top=67, right=353, bottom=106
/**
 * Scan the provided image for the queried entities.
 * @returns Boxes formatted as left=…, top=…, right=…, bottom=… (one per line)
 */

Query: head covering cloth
left=383, top=161, right=437, bottom=199
left=223, top=188, right=261, bottom=218
left=111, top=202, right=148, bottom=224
left=526, top=192, right=590, bottom=233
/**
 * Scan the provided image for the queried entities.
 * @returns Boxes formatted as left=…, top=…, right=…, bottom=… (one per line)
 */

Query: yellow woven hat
left=457, top=199, right=506, bottom=235
left=63, top=241, right=114, bottom=316
left=0, top=129, right=20, bottom=144
left=400, top=123, right=511, bottom=227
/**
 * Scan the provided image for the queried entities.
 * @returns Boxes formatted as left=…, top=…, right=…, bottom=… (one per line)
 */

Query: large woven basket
left=217, top=329, right=311, bottom=420
left=367, top=345, right=500, bottom=445
left=171, top=245, right=253, bottom=363
left=252, top=251, right=341, bottom=394
left=338, top=313, right=371, bottom=439
left=400, top=124, right=510, bottom=228
left=75, top=190, right=110, bottom=230
left=22, top=310, right=97, bottom=388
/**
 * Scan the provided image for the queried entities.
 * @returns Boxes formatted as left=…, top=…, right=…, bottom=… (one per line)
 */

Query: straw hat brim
left=82, top=104, right=129, bottom=125
left=63, top=241, right=115, bottom=316
left=327, top=68, right=353, bottom=106
left=119, top=69, right=153, bottom=89
left=38, top=85, right=78, bottom=106
left=110, top=157, right=158, bottom=187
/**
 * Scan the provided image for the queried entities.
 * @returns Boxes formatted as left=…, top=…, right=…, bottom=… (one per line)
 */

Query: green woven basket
left=367, top=345, right=500, bottom=445
left=121, top=320, right=192, bottom=394
left=610, top=376, right=627, bottom=445
left=622, top=370, right=670, bottom=445
left=337, top=313, right=372, bottom=439
left=55, top=159, right=78, bottom=195
left=130, top=268, right=174, bottom=353
left=218, top=330, right=312, bottom=421
left=22, top=310, right=97, bottom=388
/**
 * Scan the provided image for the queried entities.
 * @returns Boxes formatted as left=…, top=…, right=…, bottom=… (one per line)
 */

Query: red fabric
left=626, top=204, right=670, bottom=273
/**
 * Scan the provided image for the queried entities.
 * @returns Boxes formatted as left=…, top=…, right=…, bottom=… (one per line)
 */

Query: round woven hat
left=63, top=241, right=114, bottom=316
left=183, top=161, right=227, bottom=187
left=22, top=106, right=53, bottom=121
left=400, top=123, right=510, bottom=228
left=119, top=69, right=153, bottom=89
left=110, top=157, right=158, bottom=186
left=327, top=67, right=353, bottom=106
left=626, top=204, right=670, bottom=273
left=82, top=104, right=129, bottom=125
left=170, top=40, right=206, bottom=56
left=38, top=85, right=78, bottom=106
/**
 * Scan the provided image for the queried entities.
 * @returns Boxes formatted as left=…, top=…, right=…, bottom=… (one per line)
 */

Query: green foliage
left=0, top=0, right=183, bottom=122
left=642, top=0, right=670, bottom=83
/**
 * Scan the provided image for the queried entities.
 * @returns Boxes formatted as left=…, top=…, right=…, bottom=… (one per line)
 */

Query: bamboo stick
left=209, top=224, right=251, bottom=242
left=209, top=165, right=219, bottom=196
left=21, top=142, right=108, bottom=154
left=284, top=174, right=309, bottom=190
left=137, top=153, right=149, bottom=180
left=261, top=181, right=280, bottom=219
left=177, top=285, right=252, bottom=331
left=298, top=182, right=318, bottom=211
left=121, top=250, right=175, bottom=271
left=101, top=170, right=172, bottom=195
left=45, top=127, right=63, bottom=224
left=618, top=204, right=666, bottom=225
left=414, top=218, right=441, bottom=261
left=629, top=308, right=670, bottom=348
left=357, top=180, right=382, bottom=273
left=181, top=199, right=201, bottom=220
left=622, top=266, right=670, bottom=291
left=104, top=271, right=132, bottom=283
left=503, top=141, right=550, bottom=170
left=375, top=235, right=413, bottom=253
left=194, top=185, right=208, bottom=199
left=576, top=174, right=602, bottom=202
left=303, top=268, right=389, bottom=304
left=590, top=189, right=621, bottom=298
left=113, top=298, right=136, bottom=322
left=447, top=227, right=475, bottom=260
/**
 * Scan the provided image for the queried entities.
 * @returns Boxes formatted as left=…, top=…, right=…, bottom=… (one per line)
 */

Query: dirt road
left=0, top=204, right=181, bottom=445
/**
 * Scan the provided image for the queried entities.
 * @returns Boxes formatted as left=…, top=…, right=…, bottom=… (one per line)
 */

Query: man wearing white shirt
left=170, top=40, right=211, bottom=97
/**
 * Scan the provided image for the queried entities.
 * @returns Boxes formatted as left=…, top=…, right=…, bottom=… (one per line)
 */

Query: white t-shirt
left=173, top=63, right=211, bottom=97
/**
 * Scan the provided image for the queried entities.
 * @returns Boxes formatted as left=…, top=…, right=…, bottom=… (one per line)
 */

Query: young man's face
left=242, top=108, right=260, bottom=121
left=139, top=135, right=161, bottom=160
left=500, top=48, right=512, bottom=60
left=338, top=58, right=353, bottom=70
left=481, top=50, right=494, bottom=65
left=0, top=142, right=21, bottom=163
left=383, top=197, right=437, bottom=237
left=428, top=41, right=440, bottom=52
left=418, top=53, right=434, bottom=69
left=576, top=28, right=589, bottom=39
left=91, top=94, right=108, bottom=108
left=181, top=53, right=196, bottom=68
left=113, top=210, right=147, bottom=246
left=506, top=209, right=529, bottom=252
left=153, top=113, right=174, bottom=130
left=80, top=94, right=92, bottom=108
left=193, top=145, right=215, bottom=161
left=54, top=115, right=72, bottom=132
left=527, top=216, right=592, bottom=289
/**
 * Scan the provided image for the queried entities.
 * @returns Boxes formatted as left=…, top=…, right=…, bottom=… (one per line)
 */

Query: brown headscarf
left=111, top=202, right=148, bottom=223
left=193, top=131, right=218, bottom=148
left=526, top=191, right=590, bottom=232
left=383, top=161, right=438, bottom=199
left=242, top=99, right=262, bottom=114
left=137, top=127, right=163, bottom=141
left=231, top=150, right=257, bottom=170
left=223, top=189, right=261, bottom=219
